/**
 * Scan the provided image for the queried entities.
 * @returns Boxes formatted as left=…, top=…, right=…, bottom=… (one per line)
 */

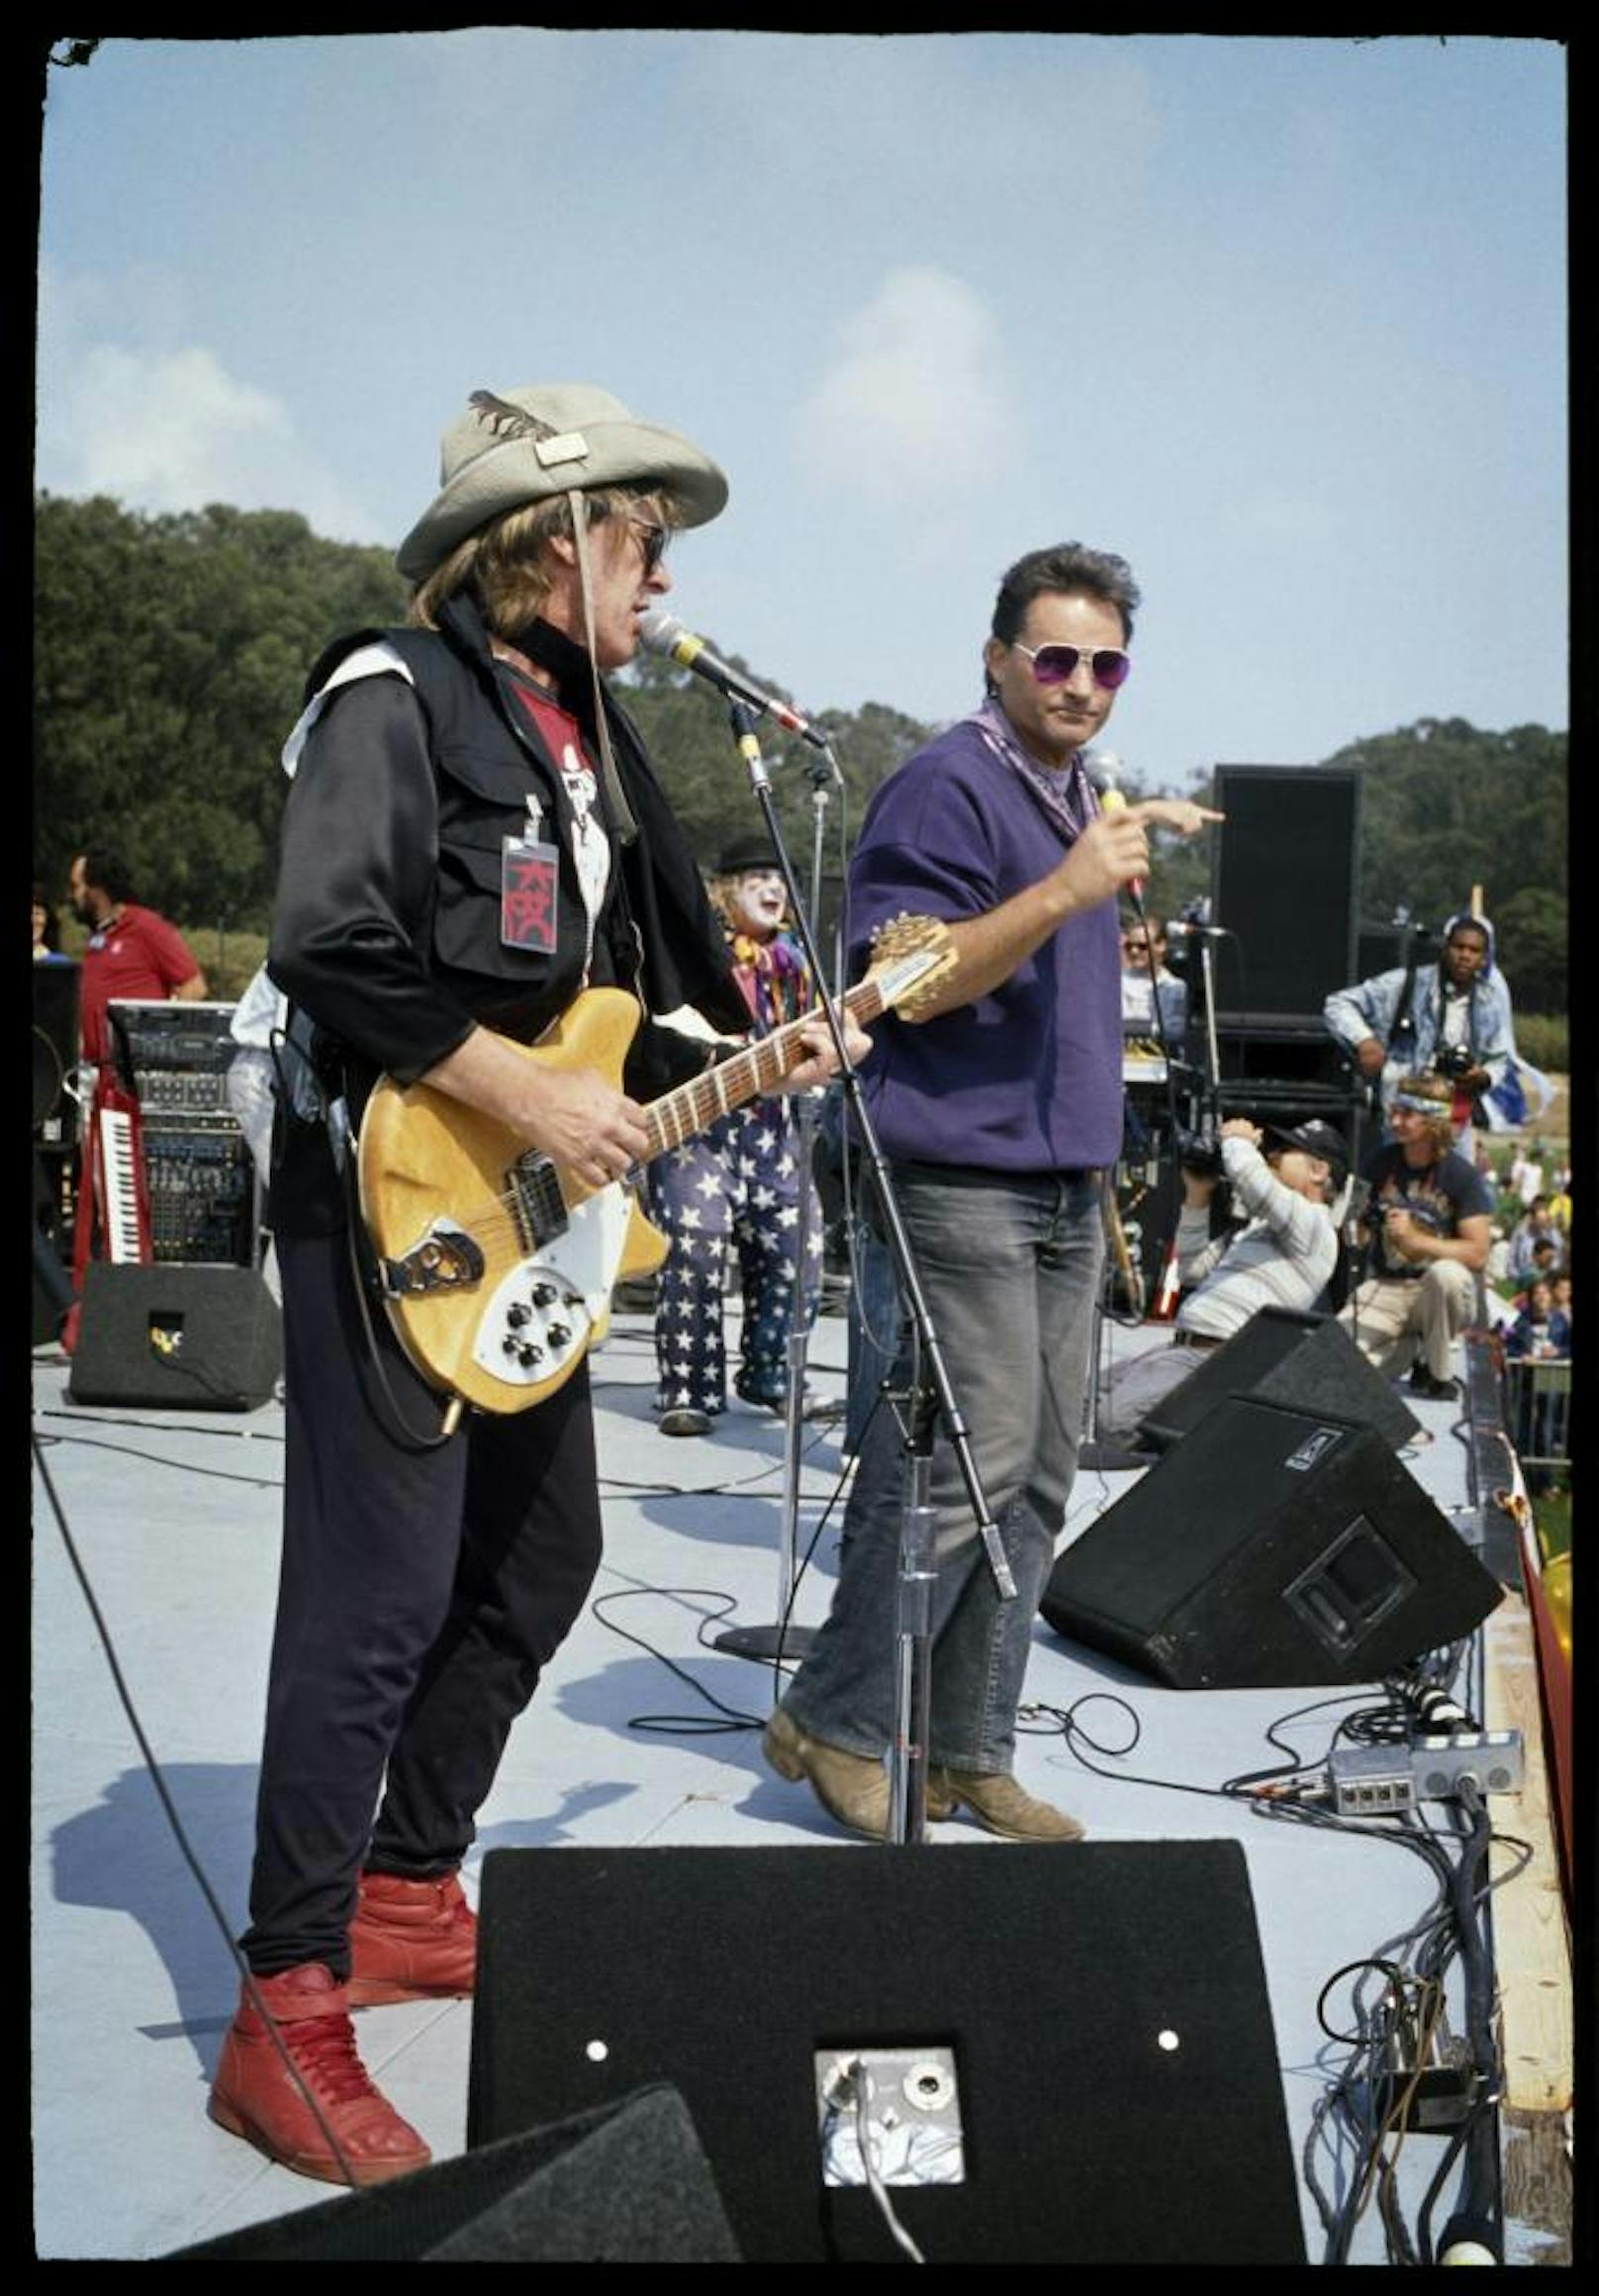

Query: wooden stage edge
left=1481, top=1484, right=1574, bottom=2263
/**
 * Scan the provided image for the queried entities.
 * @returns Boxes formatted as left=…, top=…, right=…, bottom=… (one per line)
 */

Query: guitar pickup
left=511, top=1151, right=569, bottom=1251
left=380, top=1219, right=486, bottom=1297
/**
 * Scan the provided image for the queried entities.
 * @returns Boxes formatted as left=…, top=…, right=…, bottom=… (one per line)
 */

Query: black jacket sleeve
left=267, top=675, right=478, bottom=1085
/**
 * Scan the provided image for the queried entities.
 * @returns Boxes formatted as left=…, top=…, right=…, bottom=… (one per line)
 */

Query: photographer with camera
left=1322, top=912, right=1519, bottom=1150
left=1097, top=1114, right=1344, bottom=1437
left=1337, top=1071, right=1492, bottom=1402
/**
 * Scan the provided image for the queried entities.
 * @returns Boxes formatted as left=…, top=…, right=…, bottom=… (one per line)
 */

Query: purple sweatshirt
left=847, top=715, right=1123, bottom=1173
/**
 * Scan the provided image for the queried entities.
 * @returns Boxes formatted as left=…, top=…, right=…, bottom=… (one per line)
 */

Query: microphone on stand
left=636, top=606, right=835, bottom=763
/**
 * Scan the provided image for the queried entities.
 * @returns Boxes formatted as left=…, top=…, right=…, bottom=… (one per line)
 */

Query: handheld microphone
left=1084, top=750, right=1144, bottom=903
left=637, top=607, right=830, bottom=753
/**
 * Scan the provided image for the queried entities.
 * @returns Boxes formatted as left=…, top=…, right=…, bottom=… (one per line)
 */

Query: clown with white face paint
left=647, top=833, right=824, bottom=1434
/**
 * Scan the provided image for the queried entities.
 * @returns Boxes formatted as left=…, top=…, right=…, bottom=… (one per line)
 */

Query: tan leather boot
left=928, top=1768, right=1085, bottom=1841
left=763, top=1707, right=958, bottom=1837
left=763, top=1705, right=892, bottom=1838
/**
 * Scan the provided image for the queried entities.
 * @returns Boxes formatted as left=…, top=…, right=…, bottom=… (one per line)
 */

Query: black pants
left=240, top=1228, right=604, bottom=1977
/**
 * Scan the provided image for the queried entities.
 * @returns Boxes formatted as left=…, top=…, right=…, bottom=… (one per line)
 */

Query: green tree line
left=34, top=495, right=1566, bottom=1013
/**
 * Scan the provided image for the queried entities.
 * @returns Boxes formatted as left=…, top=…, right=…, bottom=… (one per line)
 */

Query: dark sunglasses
left=625, top=514, right=670, bottom=575
left=1012, top=639, right=1132, bottom=690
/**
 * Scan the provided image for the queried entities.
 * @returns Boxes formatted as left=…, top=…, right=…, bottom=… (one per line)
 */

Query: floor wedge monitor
left=1139, top=1305, right=1422, bottom=1454
left=167, top=2085, right=738, bottom=2261
left=467, top=1839, right=1306, bottom=2265
left=1043, top=1394, right=1502, bottom=1689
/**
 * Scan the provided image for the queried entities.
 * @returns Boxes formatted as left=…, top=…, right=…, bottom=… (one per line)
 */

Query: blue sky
left=36, top=31, right=1567, bottom=790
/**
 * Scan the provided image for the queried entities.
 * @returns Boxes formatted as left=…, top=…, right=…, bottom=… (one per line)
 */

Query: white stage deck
left=30, top=1302, right=1569, bottom=2263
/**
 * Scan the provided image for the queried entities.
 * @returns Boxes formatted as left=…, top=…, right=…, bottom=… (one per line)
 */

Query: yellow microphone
left=1086, top=753, right=1144, bottom=903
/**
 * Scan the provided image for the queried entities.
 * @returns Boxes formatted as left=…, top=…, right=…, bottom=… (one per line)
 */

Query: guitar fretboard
left=644, top=977, right=887, bottom=1161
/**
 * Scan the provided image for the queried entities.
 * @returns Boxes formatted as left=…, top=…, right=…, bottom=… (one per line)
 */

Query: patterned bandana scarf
left=963, top=694, right=1099, bottom=843
left=728, top=929, right=808, bottom=1034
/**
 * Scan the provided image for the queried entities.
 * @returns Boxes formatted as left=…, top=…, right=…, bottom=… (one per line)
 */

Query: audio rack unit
left=107, top=1001, right=257, bottom=1267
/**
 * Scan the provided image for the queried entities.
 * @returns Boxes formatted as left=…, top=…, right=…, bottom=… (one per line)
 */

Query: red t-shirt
left=79, top=904, right=202, bottom=1062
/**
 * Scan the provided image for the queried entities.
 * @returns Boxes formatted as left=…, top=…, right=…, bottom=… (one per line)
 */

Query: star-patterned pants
left=647, top=1100, right=822, bottom=1415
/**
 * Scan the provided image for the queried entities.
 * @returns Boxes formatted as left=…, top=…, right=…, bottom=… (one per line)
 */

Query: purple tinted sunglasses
left=1013, top=639, right=1132, bottom=690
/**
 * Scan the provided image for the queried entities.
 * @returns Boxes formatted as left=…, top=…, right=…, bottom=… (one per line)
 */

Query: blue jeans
left=784, top=1162, right=1103, bottom=1775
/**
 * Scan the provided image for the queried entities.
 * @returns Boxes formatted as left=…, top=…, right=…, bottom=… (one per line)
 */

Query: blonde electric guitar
left=357, top=914, right=955, bottom=1415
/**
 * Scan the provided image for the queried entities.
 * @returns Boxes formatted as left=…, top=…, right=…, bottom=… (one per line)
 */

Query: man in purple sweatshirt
left=764, top=542, right=1219, bottom=1841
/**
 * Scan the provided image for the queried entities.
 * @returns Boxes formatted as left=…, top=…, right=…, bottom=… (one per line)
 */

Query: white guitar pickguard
left=470, top=1182, right=634, bottom=1390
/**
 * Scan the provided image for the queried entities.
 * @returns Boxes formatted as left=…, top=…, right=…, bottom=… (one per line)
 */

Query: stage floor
left=29, top=1301, right=1564, bottom=2262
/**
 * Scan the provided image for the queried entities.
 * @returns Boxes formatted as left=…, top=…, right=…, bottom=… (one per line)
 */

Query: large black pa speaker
left=1209, top=767, right=1361, bottom=1021
left=467, top=1841, right=1306, bottom=2264
left=1140, top=1305, right=1422, bottom=1453
left=1042, top=1395, right=1502, bottom=1689
left=168, top=2085, right=738, bottom=2260
left=67, top=1262, right=280, bottom=1410
left=33, top=959, right=81, bottom=1140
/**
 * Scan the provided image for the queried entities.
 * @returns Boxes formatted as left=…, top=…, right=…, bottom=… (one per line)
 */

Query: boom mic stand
left=708, top=699, right=1014, bottom=1847
left=713, top=753, right=835, bottom=1664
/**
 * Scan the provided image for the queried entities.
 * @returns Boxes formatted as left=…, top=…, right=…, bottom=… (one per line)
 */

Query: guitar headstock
left=865, top=913, right=958, bottom=1018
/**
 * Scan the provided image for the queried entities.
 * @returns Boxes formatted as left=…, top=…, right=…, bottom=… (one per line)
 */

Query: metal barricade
left=1501, top=1355, right=1571, bottom=1481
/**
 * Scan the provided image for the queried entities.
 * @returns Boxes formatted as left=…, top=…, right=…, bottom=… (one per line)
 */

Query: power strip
left=1328, top=1746, right=1414, bottom=1816
left=1410, top=1731, right=1524, bottom=1799
left=1328, top=1731, right=1524, bottom=1816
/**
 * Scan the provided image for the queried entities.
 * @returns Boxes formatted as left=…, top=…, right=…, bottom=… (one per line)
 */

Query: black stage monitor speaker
left=1140, top=1305, right=1422, bottom=1454
left=1042, top=1395, right=1502, bottom=1689
left=1210, top=766, right=1360, bottom=1020
left=33, top=959, right=81, bottom=1137
left=467, top=1840, right=1306, bottom=2265
left=168, top=2084, right=739, bottom=2261
left=67, top=1262, right=281, bottom=1410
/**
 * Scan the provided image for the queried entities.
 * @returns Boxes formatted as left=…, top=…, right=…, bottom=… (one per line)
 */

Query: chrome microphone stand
left=714, top=760, right=834, bottom=1664
left=708, top=701, right=1013, bottom=1846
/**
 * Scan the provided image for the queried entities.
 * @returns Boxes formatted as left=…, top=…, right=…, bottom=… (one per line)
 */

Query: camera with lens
left=1433, top=1045, right=1474, bottom=1081
left=1176, top=1129, right=1224, bottom=1178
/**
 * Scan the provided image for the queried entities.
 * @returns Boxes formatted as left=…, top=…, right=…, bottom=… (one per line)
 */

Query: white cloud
left=36, top=291, right=385, bottom=543
left=795, top=267, right=1018, bottom=513
left=60, top=344, right=290, bottom=500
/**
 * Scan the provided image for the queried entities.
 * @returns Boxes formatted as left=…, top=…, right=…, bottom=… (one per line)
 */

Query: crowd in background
left=1482, top=1138, right=1573, bottom=1359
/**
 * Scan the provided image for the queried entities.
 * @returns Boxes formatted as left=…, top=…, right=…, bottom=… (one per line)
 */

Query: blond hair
left=1395, top=1070, right=1458, bottom=1152
left=407, top=486, right=675, bottom=638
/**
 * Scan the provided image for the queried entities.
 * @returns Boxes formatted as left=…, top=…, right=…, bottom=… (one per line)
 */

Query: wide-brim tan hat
left=396, top=382, right=728, bottom=582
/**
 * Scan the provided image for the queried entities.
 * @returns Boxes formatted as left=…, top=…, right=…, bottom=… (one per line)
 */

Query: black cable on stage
left=33, top=1424, right=284, bottom=1492
left=588, top=1587, right=773, bottom=1735
left=31, top=1430, right=364, bottom=2189
left=1287, top=1786, right=1532, bottom=2266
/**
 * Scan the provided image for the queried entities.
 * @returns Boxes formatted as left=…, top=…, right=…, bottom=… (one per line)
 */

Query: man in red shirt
left=68, top=847, right=209, bottom=1063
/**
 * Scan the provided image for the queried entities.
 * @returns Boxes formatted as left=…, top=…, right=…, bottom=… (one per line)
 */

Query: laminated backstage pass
left=501, top=795, right=560, bottom=954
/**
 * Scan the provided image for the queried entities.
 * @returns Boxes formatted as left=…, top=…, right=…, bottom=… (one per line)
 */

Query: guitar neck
left=644, top=979, right=883, bottom=1162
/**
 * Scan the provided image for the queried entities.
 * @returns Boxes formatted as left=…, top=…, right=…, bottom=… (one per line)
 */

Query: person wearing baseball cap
left=211, top=383, right=858, bottom=2185
left=1096, top=1113, right=1347, bottom=1438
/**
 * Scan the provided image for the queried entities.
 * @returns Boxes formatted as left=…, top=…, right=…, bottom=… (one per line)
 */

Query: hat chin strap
left=566, top=488, right=639, bottom=845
